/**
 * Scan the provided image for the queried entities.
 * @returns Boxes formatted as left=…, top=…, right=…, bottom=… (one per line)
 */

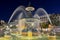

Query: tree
left=50, top=14, right=60, bottom=26
left=41, top=22, right=49, bottom=28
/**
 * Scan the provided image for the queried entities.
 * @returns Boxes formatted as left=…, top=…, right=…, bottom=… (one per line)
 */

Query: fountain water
left=8, top=6, right=27, bottom=24
left=35, top=8, right=52, bottom=24
left=8, top=6, right=53, bottom=40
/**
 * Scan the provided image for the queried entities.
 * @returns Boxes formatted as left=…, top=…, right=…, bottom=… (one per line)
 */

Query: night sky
left=0, top=0, right=60, bottom=22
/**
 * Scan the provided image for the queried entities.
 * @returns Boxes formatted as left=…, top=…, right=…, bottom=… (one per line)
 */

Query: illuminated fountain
left=8, top=6, right=53, bottom=40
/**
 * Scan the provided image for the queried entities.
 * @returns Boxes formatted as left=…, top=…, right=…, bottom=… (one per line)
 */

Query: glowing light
left=25, top=7, right=35, bottom=11
left=28, top=31, right=32, bottom=38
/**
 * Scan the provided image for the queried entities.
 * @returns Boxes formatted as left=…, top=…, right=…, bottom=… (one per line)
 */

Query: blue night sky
left=0, top=0, right=60, bottom=22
